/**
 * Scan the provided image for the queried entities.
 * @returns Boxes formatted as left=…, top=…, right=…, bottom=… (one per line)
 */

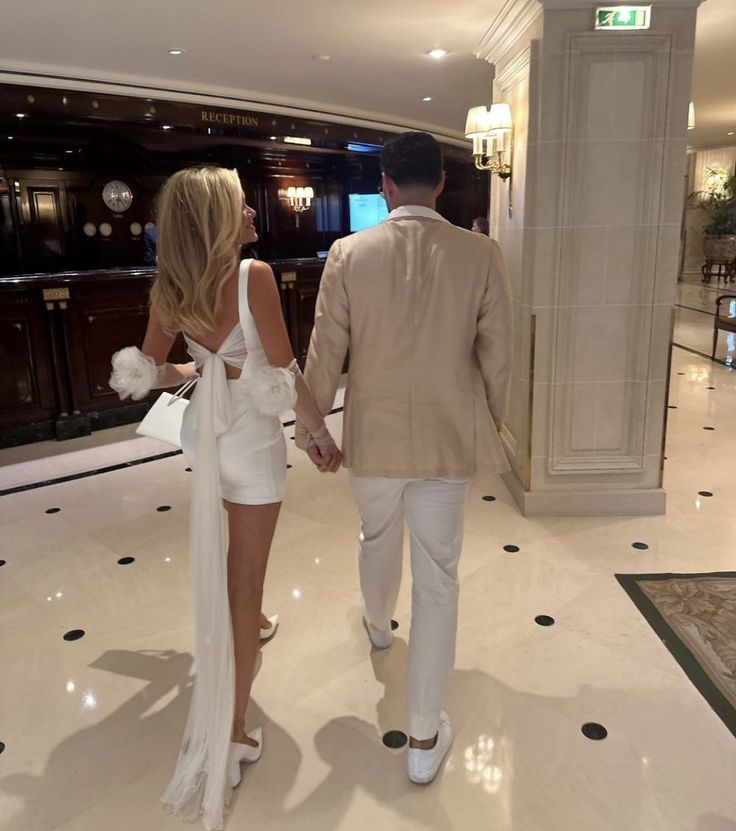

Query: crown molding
left=474, top=0, right=543, bottom=66
left=475, top=0, right=703, bottom=66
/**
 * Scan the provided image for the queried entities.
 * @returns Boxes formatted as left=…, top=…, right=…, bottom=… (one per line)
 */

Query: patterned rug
left=617, top=572, right=736, bottom=738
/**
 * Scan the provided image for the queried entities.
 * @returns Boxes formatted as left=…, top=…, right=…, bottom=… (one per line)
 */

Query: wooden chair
left=712, top=294, right=736, bottom=359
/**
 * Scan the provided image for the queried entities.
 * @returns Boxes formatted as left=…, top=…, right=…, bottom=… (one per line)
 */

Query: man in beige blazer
left=296, top=131, right=512, bottom=785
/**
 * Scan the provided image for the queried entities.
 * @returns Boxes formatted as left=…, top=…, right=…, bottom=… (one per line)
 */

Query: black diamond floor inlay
left=117, top=557, right=135, bottom=565
left=631, top=542, right=649, bottom=550
left=668, top=405, right=677, bottom=409
left=698, top=491, right=714, bottom=497
left=582, top=723, right=608, bottom=741
left=382, top=730, right=408, bottom=749
left=535, top=615, right=555, bottom=626
left=63, top=629, right=85, bottom=641
left=157, top=505, right=172, bottom=512
left=45, top=507, right=61, bottom=514
left=482, top=495, right=496, bottom=502
left=703, top=426, right=715, bottom=431
left=0, top=560, right=6, bottom=567
left=0, top=741, right=4, bottom=754
left=286, top=464, right=293, bottom=469
left=677, top=372, right=685, bottom=375
left=390, top=619, right=399, bottom=631
left=707, top=386, right=715, bottom=390
left=503, top=545, right=520, bottom=553
left=185, top=467, right=192, bottom=472
left=290, top=436, right=295, bottom=441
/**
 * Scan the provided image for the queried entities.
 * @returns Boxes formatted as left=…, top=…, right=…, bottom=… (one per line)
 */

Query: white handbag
left=136, top=377, right=198, bottom=447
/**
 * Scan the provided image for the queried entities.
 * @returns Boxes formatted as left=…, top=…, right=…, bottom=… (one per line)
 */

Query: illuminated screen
left=349, top=193, right=389, bottom=232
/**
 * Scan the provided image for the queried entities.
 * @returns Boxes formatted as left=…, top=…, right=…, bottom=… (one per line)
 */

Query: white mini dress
left=180, top=259, right=287, bottom=505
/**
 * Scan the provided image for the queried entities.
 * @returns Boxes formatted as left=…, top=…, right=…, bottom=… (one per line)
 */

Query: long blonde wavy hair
left=150, top=166, right=243, bottom=335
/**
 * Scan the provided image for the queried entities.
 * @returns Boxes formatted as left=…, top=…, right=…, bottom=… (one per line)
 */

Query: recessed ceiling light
left=7, top=136, right=13, bottom=140
left=729, top=131, right=735, bottom=136
left=168, top=48, right=185, bottom=55
left=162, top=125, right=172, bottom=130
left=427, top=49, right=448, bottom=59
left=65, top=149, right=73, bottom=154
left=312, top=54, right=331, bottom=61
left=14, top=112, right=27, bottom=119
left=422, top=97, right=433, bottom=102
left=270, top=135, right=277, bottom=140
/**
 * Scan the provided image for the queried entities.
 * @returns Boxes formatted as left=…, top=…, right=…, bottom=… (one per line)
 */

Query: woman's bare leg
left=224, top=499, right=281, bottom=745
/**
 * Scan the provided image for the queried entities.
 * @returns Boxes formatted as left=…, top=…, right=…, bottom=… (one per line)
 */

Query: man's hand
left=307, top=445, right=342, bottom=473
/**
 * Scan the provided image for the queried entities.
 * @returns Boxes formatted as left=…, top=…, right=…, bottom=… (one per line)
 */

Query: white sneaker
left=362, top=616, right=392, bottom=649
left=408, top=711, right=453, bottom=785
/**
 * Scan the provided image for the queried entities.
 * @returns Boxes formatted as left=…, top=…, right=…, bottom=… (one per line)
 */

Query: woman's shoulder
left=247, top=259, right=275, bottom=283
left=247, top=260, right=277, bottom=299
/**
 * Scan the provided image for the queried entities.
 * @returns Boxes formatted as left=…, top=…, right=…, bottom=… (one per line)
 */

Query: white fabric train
left=109, top=260, right=296, bottom=829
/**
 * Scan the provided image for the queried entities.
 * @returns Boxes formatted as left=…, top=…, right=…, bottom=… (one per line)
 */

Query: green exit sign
left=595, top=6, right=652, bottom=30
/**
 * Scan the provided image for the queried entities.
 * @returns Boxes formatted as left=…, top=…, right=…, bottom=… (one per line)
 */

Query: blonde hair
left=150, top=166, right=243, bottom=335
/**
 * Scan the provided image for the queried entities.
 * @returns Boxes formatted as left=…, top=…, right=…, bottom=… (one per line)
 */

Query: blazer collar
left=386, top=205, right=449, bottom=223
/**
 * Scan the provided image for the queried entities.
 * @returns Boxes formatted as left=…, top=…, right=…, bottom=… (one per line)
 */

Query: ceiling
left=0, top=0, right=733, bottom=149
left=0, top=0, right=503, bottom=143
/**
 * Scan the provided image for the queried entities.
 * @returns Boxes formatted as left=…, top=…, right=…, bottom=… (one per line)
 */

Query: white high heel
left=259, top=614, right=279, bottom=641
left=228, top=727, right=263, bottom=788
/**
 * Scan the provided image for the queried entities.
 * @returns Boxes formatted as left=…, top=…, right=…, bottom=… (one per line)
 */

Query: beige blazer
left=295, top=205, right=512, bottom=478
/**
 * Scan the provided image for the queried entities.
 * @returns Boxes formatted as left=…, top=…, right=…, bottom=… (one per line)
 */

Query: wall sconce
left=464, top=103, right=513, bottom=179
left=287, top=186, right=314, bottom=212
left=688, top=101, right=695, bottom=131
left=285, top=186, right=314, bottom=228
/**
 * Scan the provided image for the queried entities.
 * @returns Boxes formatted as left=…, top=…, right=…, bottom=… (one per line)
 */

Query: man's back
left=300, top=206, right=512, bottom=479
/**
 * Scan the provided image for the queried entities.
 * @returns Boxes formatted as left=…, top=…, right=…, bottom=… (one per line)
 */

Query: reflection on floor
left=1, top=355, right=735, bottom=830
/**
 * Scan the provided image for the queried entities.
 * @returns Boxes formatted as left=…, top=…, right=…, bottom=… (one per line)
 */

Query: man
left=296, top=131, right=512, bottom=785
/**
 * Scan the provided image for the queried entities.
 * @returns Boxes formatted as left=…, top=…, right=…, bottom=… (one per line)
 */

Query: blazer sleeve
left=474, top=240, right=513, bottom=430
left=294, top=239, right=350, bottom=449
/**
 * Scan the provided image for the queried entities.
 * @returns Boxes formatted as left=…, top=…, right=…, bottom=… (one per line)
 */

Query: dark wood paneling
left=0, top=261, right=322, bottom=444
left=0, top=81, right=488, bottom=275
left=0, top=286, right=59, bottom=428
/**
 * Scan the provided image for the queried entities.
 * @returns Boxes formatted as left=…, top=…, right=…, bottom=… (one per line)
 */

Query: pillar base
left=502, top=471, right=667, bottom=517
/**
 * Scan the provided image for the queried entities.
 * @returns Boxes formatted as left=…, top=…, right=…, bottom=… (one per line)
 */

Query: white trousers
left=350, top=474, right=471, bottom=740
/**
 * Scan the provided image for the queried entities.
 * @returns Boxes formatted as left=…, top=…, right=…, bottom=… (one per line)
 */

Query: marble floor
left=1, top=348, right=736, bottom=831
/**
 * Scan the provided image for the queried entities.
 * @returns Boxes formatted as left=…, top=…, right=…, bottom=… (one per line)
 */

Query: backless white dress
left=161, top=259, right=291, bottom=829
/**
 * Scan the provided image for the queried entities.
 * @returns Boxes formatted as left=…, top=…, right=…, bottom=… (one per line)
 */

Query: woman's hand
left=307, top=445, right=343, bottom=473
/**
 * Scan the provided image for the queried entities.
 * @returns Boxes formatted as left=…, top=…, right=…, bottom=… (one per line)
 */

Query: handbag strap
left=166, top=376, right=198, bottom=406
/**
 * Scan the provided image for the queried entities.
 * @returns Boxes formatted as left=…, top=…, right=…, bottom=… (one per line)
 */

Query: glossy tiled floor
left=1, top=348, right=736, bottom=831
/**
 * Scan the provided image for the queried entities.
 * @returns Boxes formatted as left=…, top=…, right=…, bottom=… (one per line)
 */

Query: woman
left=110, top=166, right=340, bottom=829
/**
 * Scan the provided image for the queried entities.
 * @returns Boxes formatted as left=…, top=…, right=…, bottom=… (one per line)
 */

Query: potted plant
left=689, top=167, right=736, bottom=263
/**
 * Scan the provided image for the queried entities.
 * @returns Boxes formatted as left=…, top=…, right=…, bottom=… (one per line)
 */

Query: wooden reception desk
left=0, top=258, right=324, bottom=447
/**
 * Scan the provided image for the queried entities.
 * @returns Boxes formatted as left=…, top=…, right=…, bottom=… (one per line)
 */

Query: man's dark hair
left=380, top=132, right=443, bottom=189
left=472, top=216, right=490, bottom=235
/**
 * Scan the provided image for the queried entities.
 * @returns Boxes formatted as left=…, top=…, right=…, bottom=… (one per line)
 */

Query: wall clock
left=102, top=180, right=133, bottom=212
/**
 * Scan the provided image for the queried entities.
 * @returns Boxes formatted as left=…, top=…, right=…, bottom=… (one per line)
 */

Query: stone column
left=475, top=0, right=702, bottom=515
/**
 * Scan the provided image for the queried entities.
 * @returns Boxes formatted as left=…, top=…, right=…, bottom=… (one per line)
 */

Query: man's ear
left=434, top=172, right=446, bottom=199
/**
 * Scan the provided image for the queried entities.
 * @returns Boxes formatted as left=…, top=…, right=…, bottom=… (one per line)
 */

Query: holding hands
left=306, top=424, right=342, bottom=473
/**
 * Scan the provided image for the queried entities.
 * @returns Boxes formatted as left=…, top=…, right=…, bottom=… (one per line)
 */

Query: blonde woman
left=110, top=166, right=340, bottom=829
